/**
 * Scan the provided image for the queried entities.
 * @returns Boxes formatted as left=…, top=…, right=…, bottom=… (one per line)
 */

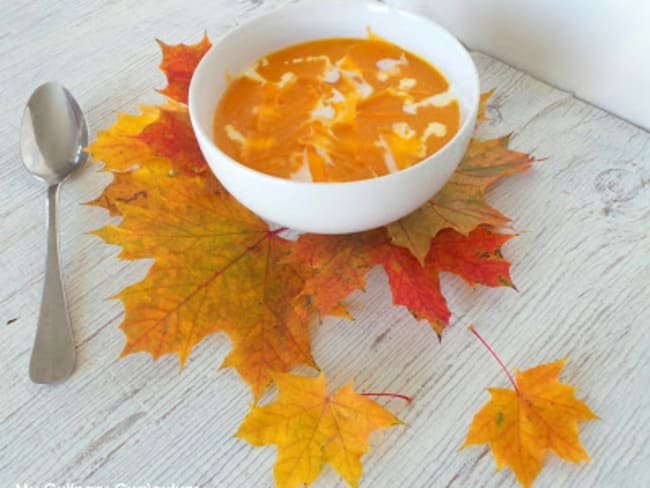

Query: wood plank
left=1, top=2, right=648, bottom=487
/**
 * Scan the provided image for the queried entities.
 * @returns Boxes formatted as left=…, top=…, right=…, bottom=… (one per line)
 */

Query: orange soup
left=213, top=36, right=461, bottom=182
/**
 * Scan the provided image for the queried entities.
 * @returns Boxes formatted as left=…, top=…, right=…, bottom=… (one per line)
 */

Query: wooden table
left=2, top=1, right=648, bottom=487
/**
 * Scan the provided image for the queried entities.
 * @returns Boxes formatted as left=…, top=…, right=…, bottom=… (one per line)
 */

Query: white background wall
left=386, top=0, right=650, bottom=131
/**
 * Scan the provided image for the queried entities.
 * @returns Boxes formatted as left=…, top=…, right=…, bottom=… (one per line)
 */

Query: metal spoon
left=21, top=82, right=88, bottom=384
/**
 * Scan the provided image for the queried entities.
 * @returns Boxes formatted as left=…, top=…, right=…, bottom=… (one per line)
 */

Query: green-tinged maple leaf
left=387, top=135, right=534, bottom=263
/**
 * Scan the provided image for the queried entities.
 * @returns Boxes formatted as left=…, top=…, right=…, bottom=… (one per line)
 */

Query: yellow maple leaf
left=86, top=106, right=161, bottom=171
left=86, top=160, right=169, bottom=216
left=237, top=373, right=402, bottom=488
left=463, top=345, right=597, bottom=487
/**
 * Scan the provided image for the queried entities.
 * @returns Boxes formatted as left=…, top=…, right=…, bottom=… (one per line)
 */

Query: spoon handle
left=29, top=184, right=75, bottom=384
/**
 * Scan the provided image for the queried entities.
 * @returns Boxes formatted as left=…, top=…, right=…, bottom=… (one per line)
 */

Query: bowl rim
left=188, top=0, right=480, bottom=189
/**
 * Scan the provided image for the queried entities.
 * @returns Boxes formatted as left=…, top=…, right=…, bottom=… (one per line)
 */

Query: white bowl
left=189, top=0, right=479, bottom=234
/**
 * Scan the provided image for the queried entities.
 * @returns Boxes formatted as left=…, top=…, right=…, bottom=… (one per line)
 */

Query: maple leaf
left=157, top=34, right=211, bottom=104
left=86, top=106, right=171, bottom=217
left=463, top=329, right=597, bottom=487
left=137, top=106, right=208, bottom=175
left=86, top=106, right=161, bottom=172
left=89, top=37, right=319, bottom=399
left=293, top=227, right=514, bottom=334
left=289, top=229, right=386, bottom=318
left=237, top=373, right=402, bottom=488
left=86, top=151, right=181, bottom=217
left=87, top=166, right=154, bottom=217
left=374, top=227, right=513, bottom=335
left=87, top=103, right=211, bottom=216
left=94, top=173, right=316, bottom=400
left=478, top=88, right=496, bottom=122
left=387, top=135, right=535, bottom=264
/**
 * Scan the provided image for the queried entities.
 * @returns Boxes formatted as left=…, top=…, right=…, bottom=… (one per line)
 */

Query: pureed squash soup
left=213, top=33, right=461, bottom=183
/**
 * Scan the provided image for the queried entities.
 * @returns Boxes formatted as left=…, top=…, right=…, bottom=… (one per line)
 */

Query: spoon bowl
left=22, top=83, right=88, bottom=185
left=21, top=82, right=88, bottom=384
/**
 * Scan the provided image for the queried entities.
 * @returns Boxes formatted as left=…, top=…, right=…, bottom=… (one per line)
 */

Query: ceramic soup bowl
left=189, top=0, right=479, bottom=233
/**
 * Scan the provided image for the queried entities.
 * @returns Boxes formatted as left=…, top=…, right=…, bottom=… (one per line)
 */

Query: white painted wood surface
left=1, top=1, right=649, bottom=487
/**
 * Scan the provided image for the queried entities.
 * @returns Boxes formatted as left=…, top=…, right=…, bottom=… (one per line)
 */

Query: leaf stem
left=361, top=392, right=413, bottom=404
left=469, top=326, right=518, bottom=392
left=269, top=226, right=289, bottom=236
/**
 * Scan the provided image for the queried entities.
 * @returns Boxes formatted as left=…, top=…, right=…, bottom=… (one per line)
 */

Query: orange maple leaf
left=94, top=172, right=316, bottom=400
left=463, top=328, right=597, bottom=487
left=387, top=135, right=535, bottom=263
left=157, top=34, right=211, bottom=104
left=237, top=373, right=402, bottom=488
left=289, top=229, right=386, bottom=319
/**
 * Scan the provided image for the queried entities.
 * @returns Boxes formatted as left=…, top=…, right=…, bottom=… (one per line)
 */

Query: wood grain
left=1, top=1, right=648, bottom=487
